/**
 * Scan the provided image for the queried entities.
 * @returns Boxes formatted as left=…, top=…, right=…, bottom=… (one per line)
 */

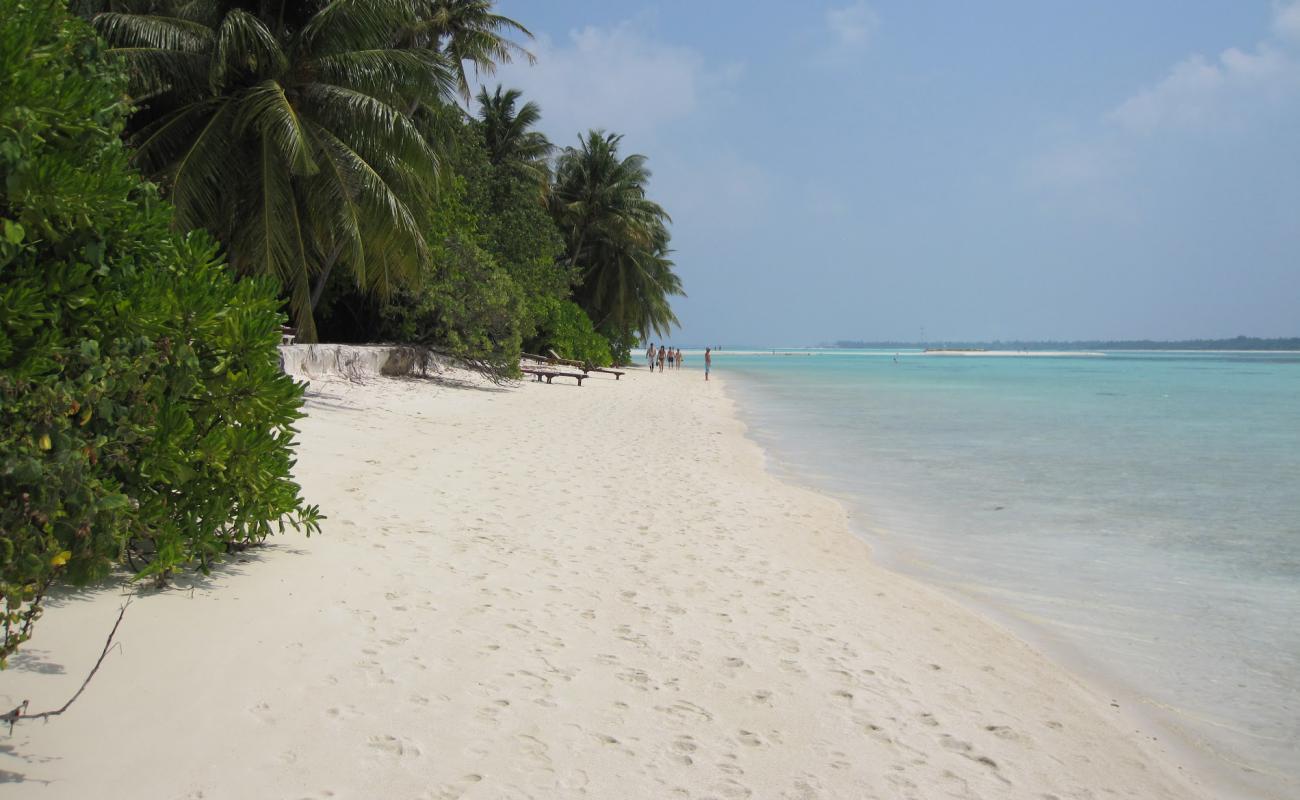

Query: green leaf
left=2, top=219, right=24, bottom=245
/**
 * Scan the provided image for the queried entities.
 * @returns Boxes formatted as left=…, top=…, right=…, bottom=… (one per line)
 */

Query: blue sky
left=487, top=1, right=1300, bottom=345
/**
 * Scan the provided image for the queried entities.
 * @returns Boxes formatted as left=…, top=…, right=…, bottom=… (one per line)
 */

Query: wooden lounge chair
left=521, top=351, right=623, bottom=380
left=546, top=349, right=589, bottom=370
left=520, top=367, right=586, bottom=386
left=543, top=349, right=626, bottom=379
left=521, top=351, right=572, bottom=368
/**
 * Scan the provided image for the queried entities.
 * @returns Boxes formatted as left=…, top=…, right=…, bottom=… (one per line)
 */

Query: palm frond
left=167, top=101, right=240, bottom=234
left=105, top=46, right=208, bottom=99
left=210, top=9, right=286, bottom=90
left=237, top=79, right=318, bottom=176
left=300, top=0, right=421, bottom=55
left=93, top=12, right=214, bottom=51
left=297, top=83, right=438, bottom=182
left=129, top=97, right=223, bottom=174
left=310, top=48, right=456, bottom=109
left=305, top=121, right=428, bottom=297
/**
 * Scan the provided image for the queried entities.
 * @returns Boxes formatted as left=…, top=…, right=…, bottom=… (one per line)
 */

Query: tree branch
left=3, top=602, right=130, bottom=734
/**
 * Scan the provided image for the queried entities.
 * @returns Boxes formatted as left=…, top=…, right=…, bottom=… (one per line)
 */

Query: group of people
left=645, top=344, right=712, bottom=380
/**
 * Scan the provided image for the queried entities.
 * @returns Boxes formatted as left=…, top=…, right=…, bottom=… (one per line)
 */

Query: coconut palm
left=578, top=226, right=682, bottom=339
left=475, top=84, right=552, bottom=187
left=550, top=130, right=683, bottom=340
left=409, top=0, right=534, bottom=101
left=91, top=0, right=456, bottom=339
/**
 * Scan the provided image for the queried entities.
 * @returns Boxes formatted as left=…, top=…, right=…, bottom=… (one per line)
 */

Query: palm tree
left=92, top=0, right=456, bottom=340
left=411, top=0, right=534, bottom=101
left=579, top=225, right=682, bottom=339
left=550, top=130, right=683, bottom=341
left=475, top=84, right=552, bottom=187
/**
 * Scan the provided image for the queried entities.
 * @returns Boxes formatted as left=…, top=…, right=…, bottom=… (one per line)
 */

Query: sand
left=0, top=364, right=1221, bottom=799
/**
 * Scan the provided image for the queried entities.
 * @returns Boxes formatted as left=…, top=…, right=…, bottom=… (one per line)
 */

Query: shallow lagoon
left=723, top=349, right=1300, bottom=794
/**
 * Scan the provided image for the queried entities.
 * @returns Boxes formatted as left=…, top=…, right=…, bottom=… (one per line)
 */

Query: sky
left=484, top=1, right=1300, bottom=346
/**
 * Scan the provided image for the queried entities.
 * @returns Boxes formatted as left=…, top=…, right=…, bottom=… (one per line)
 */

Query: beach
left=0, top=363, right=1218, bottom=799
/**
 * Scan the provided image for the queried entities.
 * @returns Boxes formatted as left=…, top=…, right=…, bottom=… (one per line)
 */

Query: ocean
left=718, top=349, right=1300, bottom=795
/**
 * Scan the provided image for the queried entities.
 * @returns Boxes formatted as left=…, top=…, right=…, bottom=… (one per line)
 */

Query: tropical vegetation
left=1, top=0, right=319, bottom=665
left=1, top=0, right=681, bottom=663
left=76, top=0, right=683, bottom=367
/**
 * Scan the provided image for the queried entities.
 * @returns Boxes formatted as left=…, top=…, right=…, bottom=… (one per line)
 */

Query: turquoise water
left=719, top=349, right=1299, bottom=794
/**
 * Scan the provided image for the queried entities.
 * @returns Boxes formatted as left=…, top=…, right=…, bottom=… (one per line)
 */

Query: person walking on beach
left=704, top=347, right=712, bottom=381
left=676, top=349, right=685, bottom=370
left=646, top=343, right=655, bottom=371
left=657, top=345, right=666, bottom=373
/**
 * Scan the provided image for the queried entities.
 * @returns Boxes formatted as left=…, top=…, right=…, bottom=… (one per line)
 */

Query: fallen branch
left=3, top=601, right=129, bottom=734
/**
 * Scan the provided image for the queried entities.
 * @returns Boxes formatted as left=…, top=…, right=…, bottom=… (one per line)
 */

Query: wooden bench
left=521, top=367, right=586, bottom=386
left=522, top=351, right=625, bottom=380
left=522, top=351, right=587, bottom=372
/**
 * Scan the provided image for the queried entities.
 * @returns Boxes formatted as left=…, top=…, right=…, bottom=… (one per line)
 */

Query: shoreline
left=714, top=376, right=1265, bottom=800
left=0, top=367, right=1225, bottom=798
left=721, top=368, right=1288, bottom=800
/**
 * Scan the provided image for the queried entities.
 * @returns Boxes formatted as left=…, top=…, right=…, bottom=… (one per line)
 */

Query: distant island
left=828, top=336, right=1300, bottom=351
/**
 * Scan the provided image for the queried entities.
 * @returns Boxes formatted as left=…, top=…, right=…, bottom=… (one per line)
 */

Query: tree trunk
left=309, top=240, right=348, bottom=310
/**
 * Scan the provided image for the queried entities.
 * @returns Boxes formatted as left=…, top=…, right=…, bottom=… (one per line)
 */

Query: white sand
left=0, top=367, right=1223, bottom=799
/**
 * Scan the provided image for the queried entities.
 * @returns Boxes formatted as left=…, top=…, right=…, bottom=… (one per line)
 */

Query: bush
left=528, top=298, right=614, bottom=367
left=373, top=170, right=527, bottom=375
left=0, top=0, right=319, bottom=665
left=381, top=237, right=527, bottom=374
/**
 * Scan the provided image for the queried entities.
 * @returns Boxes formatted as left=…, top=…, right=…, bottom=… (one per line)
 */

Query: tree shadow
left=401, top=371, right=513, bottom=393
left=38, top=540, right=301, bottom=612
left=0, top=742, right=57, bottom=786
left=5, top=650, right=65, bottom=676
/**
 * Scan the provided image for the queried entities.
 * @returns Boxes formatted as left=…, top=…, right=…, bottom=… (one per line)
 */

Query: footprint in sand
left=324, top=705, right=362, bottom=721
left=249, top=701, right=276, bottom=724
left=736, top=730, right=763, bottom=747
left=711, top=778, right=753, bottom=798
left=429, top=774, right=482, bottom=800
left=658, top=700, right=713, bottom=722
left=368, top=734, right=420, bottom=758
left=984, top=724, right=1022, bottom=742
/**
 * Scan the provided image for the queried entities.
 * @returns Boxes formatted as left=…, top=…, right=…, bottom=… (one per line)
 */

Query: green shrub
left=381, top=238, right=527, bottom=373
left=528, top=298, right=614, bottom=367
left=0, top=0, right=319, bottom=665
left=375, top=171, right=526, bottom=374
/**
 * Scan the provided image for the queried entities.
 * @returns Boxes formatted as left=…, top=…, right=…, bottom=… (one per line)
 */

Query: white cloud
left=1106, top=45, right=1297, bottom=134
left=484, top=21, right=742, bottom=150
left=1274, top=0, right=1300, bottom=42
left=826, top=1, right=880, bottom=49
left=1030, top=4, right=1300, bottom=192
